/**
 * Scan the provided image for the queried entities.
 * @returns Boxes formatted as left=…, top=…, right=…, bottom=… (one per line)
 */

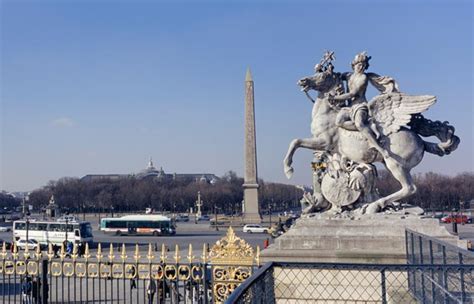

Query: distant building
left=81, top=158, right=218, bottom=184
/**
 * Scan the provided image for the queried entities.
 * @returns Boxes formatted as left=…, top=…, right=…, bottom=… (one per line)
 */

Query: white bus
left=13, top=220, right=93, bottom=246
left=100, top=215, right=175, bottom=236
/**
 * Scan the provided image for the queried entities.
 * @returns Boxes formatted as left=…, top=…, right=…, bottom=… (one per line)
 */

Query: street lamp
left=65, top=212, right=69, bottom=245
left=25, top=195, right=30, bottom=244
left=269, top=204, right=273, bottom=227
left=214, top=205, right=219, bottom=231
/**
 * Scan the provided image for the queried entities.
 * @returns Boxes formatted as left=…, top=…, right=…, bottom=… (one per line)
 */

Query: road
left=0, top=219, right=472, bottom=255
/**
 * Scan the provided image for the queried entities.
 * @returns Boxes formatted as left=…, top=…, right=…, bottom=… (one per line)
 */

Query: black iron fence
left=406, top=229, right=474, bottom=303
left=227, top=229, right=474, bottom=304
left=0, top=227, right=260, bottom=303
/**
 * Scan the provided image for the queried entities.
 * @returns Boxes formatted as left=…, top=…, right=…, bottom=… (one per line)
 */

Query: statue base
left=261, top=214, right=466, bottom=264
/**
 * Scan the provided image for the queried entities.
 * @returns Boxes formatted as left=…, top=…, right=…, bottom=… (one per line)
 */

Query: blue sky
left=1, top=0, right=473, bottom=192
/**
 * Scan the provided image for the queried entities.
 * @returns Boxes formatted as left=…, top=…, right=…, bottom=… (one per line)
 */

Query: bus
left=13, top=220, right=94, bottom=246
left=100, top=215, right=175, bottom=236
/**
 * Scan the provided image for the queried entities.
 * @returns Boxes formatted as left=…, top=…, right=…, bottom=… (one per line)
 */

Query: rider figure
left=329, top=52, right=393, bottom=160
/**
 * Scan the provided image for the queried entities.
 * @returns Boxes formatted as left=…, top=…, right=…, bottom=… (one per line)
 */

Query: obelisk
left=243, top=68, right=261, bottom=223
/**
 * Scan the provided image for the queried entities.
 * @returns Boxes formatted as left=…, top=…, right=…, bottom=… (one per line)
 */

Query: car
left=441, top=214, right=469, bottom=224
left=197, top=215, right=210, bottom=221
left=0, top=226, right=12, bottom=232
left=243, top=224, right=269, bottom=234
left=175, top=215, right=190, bottom=222
left=15, top=239, right=40, bottom=250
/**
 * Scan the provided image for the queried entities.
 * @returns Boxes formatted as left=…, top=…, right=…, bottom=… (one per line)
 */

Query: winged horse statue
left=283, top=53, right=459, bottom=214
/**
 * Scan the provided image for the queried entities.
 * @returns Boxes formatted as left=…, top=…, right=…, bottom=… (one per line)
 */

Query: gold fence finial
left=1, top=241, right=7, bottom=259
left=84, top=243, right=91, bottom=260
left=108, top=243, right=115, bottom=261
left=12, top=242, right=18, bottom=259
left=174, top=244, right=180, bottom=263
left=202, top=243, right=207, bottom=263
left=134, top=243, right=140, bottom=261
left=35, top=243, right=42, bottom=260
left=188, top=244, right=194, bottom=263
left=121, top=244, right=127, bottom=261
left=71, top=243, right=78, bottom=260
left=147, top=243, right=154, bottom=261
left=97, top=243, right=103, bottom=261
left=47, top=243, right=54, bottom=261
left=59, top=242, right=66, bottom=261
left=160, top=244, right=166, bottom=263
left=23, top=243, right=30, bottom=260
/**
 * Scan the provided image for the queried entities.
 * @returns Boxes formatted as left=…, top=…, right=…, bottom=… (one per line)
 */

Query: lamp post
left=214, top=205, right=219, bottom=231
left=25, top=195, right=30, bottom=244
left=65, top=213, right=69, bottom=244
left=269, top=204, right=273, bottom=228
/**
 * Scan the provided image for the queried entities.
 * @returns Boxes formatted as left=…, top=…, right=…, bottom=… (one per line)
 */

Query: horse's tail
left=410, top=114, right=460, bottom=156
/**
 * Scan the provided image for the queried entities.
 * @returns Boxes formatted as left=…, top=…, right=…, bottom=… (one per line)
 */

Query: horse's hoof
left=284, top=167, right=294, bottom=179
left=365, top=203, right=381, bottom=214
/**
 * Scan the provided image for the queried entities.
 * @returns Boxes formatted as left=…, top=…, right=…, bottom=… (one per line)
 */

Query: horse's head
left=298, top=71, right=340, bottom=95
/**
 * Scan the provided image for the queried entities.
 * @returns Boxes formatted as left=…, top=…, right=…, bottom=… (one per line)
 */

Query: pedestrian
left=129, top=266, right=137, bottom=290
left=146, top=279, right=156, bottom=304
left=21, top=276, right=32, bottom=304
left=32, top=277, right=41, bottom=304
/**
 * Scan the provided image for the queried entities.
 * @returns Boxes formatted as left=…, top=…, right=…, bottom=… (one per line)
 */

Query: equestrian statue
left=284, top=51, right=460, bottom=215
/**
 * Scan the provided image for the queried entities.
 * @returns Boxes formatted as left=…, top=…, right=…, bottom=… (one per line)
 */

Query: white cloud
left=50, top=117, right=75, bottom=128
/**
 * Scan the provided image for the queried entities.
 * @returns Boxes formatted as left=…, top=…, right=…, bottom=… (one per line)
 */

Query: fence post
left=418, top=236, right=426, bottom=303
left=429, top=240, right=435, bottom=303
left=381, top=269, right=387, bottom=304
left=41, top=259, right=48, bottom=304
left=442, top=245, right=448, bottom=304
left=459, top=253, right=466, bottom=303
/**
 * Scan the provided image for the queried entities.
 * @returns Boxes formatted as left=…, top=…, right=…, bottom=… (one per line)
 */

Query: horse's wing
left=369, top=93, right=436, bottom=136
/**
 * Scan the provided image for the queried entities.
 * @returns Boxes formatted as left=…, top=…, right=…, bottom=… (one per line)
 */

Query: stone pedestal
left=261, top=215, right=465, bottom=264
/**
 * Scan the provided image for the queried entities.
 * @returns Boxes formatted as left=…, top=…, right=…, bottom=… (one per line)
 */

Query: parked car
left=15, top=239, right=40, bottom=250
left=243, top=224, right=269, bottom=234
left=175, top=215, right=190, bottom=222
left=0, top=225, right=12, bottom=232
left=197, top=215, right=210, bottom=221
left=441, top=214, right=470, bottom=224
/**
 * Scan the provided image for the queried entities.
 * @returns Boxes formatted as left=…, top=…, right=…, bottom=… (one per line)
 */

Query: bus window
left=14, top=222, right=26, bottom=230
left=49, top=224, right=61, bottom=231
left=75, top=230, right=80, bottom=237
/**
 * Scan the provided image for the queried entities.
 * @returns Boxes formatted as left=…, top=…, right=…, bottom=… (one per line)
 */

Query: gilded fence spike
left=1, top=241, right=7, bottom=259
left=23, top=243, right=30, bottom=260
left=35, top=243, right=42, bottom=260
left=188, top=244, right=194, bottom=263
left=256, top=246, right=261, bottom=266
left=134, top=243, right=140, bottom=261
left=59, top=242, right=66, bottom=260
left=96, top=243, right=103, bottom=261
left=202, top=243, right=207, bottom=263
left=160, top=244, right=166, bottom=263
left=174, top=244, right=180, bottom=263
left=147, top=243, right=154, bottom=261
left=47, top=243, right=54, bottom=261
left=71, top=243, right=78, bottom=260
left=108, top=243, right=115, bottom=261
left=84, top=243, right=91, bottom=260
left=121, top=244, right=127, bottom=261
left=12, top=242, right=19, bottom=259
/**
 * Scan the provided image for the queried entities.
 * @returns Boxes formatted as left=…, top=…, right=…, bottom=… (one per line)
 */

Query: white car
left=0, top=226, right=12, bottom=232
left=243, top=224, right=269, bottom=234
left=15, top=239, right=40, bottom=250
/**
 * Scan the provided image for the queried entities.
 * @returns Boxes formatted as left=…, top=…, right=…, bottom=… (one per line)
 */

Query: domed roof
left=137, top=157, right=162, bottom=179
